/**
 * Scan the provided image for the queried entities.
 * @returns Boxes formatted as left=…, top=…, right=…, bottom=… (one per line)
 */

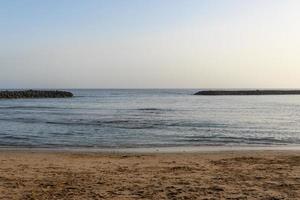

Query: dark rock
left=194, top=90, right=300, bottom=96
left=0, top=90, right=73, bottom=99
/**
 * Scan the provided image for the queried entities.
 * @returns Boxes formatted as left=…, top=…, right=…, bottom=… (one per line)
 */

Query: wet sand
left=0, top=150, right=299, bottom=200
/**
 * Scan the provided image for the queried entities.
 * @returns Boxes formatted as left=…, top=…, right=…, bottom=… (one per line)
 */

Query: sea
left=0, top=89, right=300, bottom=150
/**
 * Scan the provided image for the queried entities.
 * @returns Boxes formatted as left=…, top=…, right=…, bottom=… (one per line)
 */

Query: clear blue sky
left=1, top=0, right=300, bottom=88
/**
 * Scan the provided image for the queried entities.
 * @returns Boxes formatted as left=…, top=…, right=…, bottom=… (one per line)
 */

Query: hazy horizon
left=1, top=0, right=300, bottom=89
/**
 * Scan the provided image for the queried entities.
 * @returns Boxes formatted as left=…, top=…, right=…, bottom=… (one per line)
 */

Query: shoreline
left=1, top=144, right=300, bottom=153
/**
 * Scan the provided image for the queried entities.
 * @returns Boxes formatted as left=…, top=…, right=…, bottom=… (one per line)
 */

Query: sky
left=1, top=0, right=300, bottom=89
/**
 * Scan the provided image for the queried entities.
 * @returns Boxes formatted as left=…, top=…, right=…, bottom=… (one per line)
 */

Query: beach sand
left=0, top=150, right=299, bottom=200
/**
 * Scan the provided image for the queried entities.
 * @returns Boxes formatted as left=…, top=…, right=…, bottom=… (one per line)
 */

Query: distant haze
left=1, top=0, right=300, bottom=89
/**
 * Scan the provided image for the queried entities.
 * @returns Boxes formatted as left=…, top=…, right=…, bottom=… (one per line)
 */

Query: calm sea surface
left=0, top=89, right=300, bottom=149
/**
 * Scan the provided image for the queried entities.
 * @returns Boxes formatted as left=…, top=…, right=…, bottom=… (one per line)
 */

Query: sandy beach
left=0, top=150, right=299, bottom=200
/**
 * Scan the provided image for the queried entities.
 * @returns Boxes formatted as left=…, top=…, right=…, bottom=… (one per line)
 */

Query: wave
left=0, top=115, right=230, bottom=131
left=135, top=108, right=174, bottom=114
left=0, top=135, right=38, bottom=141
left=137, top=108, right=167, bottom=111
left=0, top=117, right=46, bottom=124
left=180, top=135, right=300, bottom=145
left=0, top=106, right=64, bottom=110
left=167, top=122, right=228, bottom=128
left=45, top=120, right=158, bottom=129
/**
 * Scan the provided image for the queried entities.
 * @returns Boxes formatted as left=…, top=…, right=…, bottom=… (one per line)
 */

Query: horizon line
left=2, top=87, right=300, bottom=90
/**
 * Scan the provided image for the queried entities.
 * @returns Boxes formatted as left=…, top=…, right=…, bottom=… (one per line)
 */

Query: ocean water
left=0, top=89, right=300, bottom=149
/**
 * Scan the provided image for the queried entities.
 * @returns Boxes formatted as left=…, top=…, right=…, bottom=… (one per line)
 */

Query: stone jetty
left=194, top=90, right=300, bottom=96
left=0, top=90, right=73, bottom=99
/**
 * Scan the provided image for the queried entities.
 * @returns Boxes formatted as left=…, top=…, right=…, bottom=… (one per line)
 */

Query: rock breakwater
left=194, top=90, right=300, bottom=95
left=0, top=90, right=73, bottom=99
